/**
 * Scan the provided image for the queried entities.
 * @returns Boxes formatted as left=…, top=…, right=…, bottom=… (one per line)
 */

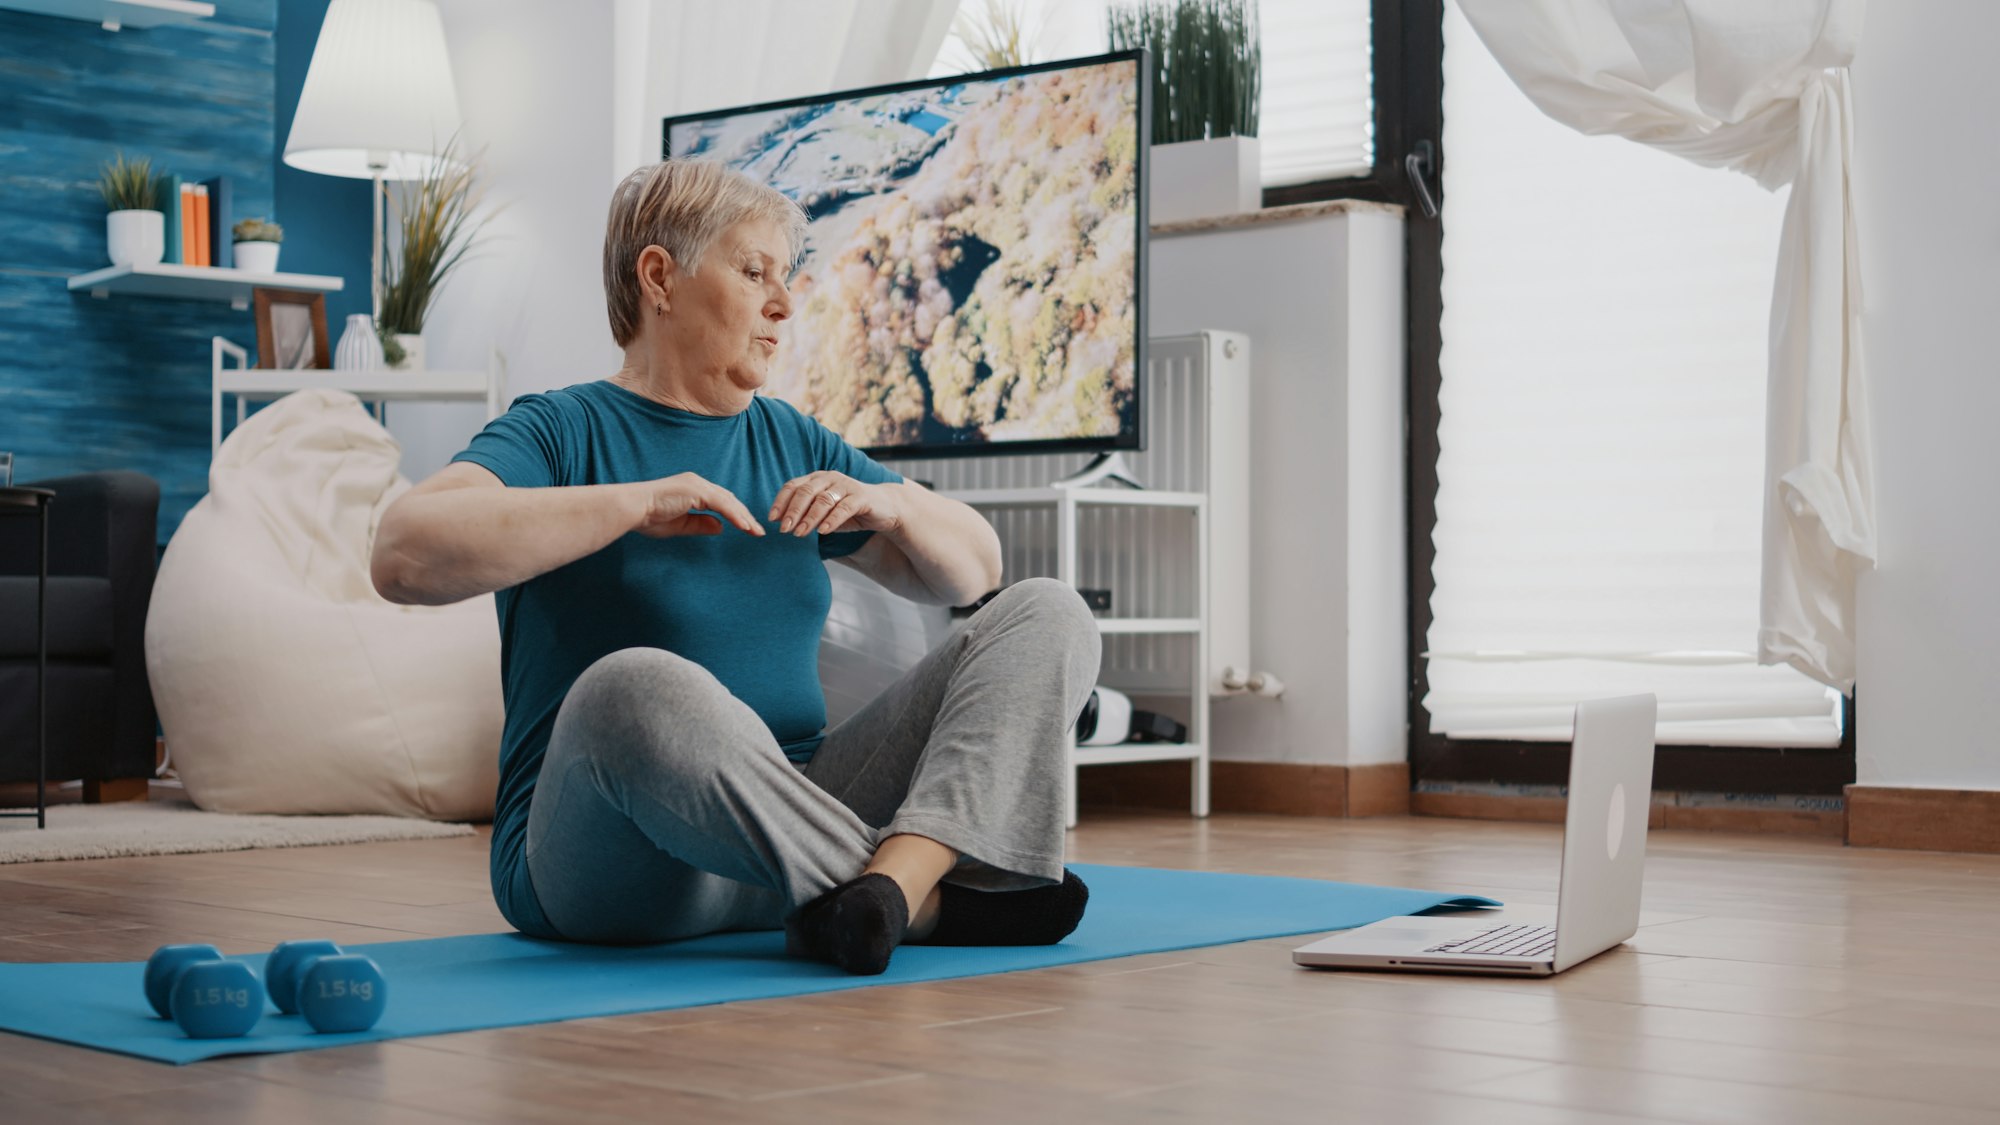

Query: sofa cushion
left=0, top=664, right=116, bottom=781
left=0, top=576, right=113, bottom=659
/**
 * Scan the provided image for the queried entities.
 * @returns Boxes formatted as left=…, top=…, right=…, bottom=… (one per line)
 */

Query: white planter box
left=1149, top=135, right=1261, bottom=225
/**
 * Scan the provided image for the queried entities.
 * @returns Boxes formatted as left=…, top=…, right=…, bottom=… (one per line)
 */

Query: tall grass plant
left=378, top=135, right=498, bottom=341
left=1106, top=0, right=1261, bottom=144
left=97, top=152, right=158, bottom=211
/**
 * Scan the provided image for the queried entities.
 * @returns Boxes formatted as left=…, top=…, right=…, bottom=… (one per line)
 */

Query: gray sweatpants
left=521, top=576, right=1103, bottom=944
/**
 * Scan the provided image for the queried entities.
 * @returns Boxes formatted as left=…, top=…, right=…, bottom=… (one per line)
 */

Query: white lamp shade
left=284, top=0, right=465, bottom=180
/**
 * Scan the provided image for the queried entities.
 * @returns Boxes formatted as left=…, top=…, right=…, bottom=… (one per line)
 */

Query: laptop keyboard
left=1423, top=923, right=1557, bottom=959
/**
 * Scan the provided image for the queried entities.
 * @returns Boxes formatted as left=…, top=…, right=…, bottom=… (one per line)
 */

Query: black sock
left=783, top=872, right=909, bottom=975
left=907, top=869, right=1089, bottom=946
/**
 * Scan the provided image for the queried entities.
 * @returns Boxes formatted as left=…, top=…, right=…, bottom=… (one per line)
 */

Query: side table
left=0, top=486, right=54, bottom=829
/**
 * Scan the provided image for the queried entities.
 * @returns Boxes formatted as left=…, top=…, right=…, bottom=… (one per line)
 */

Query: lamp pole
left=369, top=151, right=387, bottom=325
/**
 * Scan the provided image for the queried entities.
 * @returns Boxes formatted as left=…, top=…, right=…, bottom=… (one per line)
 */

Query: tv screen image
left=665, top=51, right=1147, bottom=460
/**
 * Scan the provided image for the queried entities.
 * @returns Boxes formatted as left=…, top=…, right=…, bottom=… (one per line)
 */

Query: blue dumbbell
left=265, top=939, right=343, bottom=1015
left=144, top=944, right=223, bottom=1019
left=294, top=954, right=387, bottom=1034
left=168, top=959, right=263, bottom=1038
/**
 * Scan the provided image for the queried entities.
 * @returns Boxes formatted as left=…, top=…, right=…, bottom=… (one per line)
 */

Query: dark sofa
left=0, top=471, right=159, bottom=799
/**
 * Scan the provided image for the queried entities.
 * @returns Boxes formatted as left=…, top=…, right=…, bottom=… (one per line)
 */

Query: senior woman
left=370, top=159, right=1101, bottom=975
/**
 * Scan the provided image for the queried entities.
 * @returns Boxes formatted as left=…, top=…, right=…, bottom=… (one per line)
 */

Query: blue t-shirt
left=448, top=379, right=903, bottom=937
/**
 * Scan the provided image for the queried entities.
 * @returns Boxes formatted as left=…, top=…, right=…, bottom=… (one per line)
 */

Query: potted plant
left=1107, top=0, right=1262, bottom=224
left=99, top=152, right=163, bottom=267
left=377, top=135, right=496, bottom=371
left=943, top=0, right=1041, bottom=71
left=232, top=218, right=283, bottom=274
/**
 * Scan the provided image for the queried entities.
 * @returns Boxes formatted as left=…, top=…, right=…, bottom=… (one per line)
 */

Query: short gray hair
left=602, top=160, right=809, bottom=348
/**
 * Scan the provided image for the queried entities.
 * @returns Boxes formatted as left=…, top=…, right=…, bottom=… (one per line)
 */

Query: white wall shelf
left=1, top=0, right=212, bottom=31
left=211, top=336, right=505, bottom=454
left=69, top=263, right=343, bottom=311
left=1096, top=618, right=1202, bottom=635
left=941, top=487, right=1207, bottom=510
left=1073, top=742, right=1204, bottom=767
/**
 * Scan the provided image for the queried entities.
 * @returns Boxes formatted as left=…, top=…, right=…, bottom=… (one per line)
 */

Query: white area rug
left=0, top=790, right=475, bottom=864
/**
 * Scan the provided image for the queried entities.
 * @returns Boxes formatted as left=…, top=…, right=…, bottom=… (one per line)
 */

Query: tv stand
left=1052, top=450, right=1145, bottom=490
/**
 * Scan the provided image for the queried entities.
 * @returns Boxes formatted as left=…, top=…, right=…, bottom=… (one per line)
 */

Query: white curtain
left=1453, top=0, right=1874, bottom=694
left=610, top=0, right=958, bottom=183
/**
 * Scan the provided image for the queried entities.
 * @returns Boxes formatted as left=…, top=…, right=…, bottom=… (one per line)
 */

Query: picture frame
left=252, top=288, right=331, bottom=370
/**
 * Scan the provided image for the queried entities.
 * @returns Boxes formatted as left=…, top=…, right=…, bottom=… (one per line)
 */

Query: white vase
left=390, top=333, right=425, bottom=371
left=106, top=209, right=164, bottom=267
left=1149, top=134, right=1262, bottom=225
left=334, top=314, right=384, bottom=371
left=232, top=240, right=280, bottom=273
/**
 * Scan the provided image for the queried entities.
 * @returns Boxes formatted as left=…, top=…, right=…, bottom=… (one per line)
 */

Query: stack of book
left=156, top=174, right=233, bottom=268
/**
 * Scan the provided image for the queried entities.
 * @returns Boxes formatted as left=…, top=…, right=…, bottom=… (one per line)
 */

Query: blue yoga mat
left=0, top=863, right=1499, bottom=1065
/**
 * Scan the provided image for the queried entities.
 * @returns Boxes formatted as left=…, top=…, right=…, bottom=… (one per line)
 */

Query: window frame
left=1325, top=0, right=1859, bottom=796
left=1260, top=0, right=1426, bottom=209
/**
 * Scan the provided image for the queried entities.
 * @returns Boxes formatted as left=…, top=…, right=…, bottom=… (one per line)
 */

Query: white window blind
left=929, top=0, right=1372, bottom=187
left=1257, top=0, right=1370, bottom=185
left=1426, top=0, right=1841, bottom=747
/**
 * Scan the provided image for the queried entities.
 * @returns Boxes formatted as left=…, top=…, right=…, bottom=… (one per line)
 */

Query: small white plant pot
left=390, top=333, right=425, bottom=371
left=232, top=240, right=280, bottom=274
left=1149, top=134, right=1262, bottom=225
left=106, top=209, right=164, bottom=267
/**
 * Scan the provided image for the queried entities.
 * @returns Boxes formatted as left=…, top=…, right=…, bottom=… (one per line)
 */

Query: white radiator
left=866, top=331, right=1252, bottom=699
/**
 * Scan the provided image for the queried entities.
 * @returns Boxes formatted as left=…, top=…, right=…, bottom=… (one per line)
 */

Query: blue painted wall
left=0, top=0, right=367, bottom=547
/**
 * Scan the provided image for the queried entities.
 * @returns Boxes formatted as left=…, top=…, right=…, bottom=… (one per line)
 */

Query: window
left=930, top=0, right=1373, bottom=189
left=1424, top=0, right=1842, bottom=750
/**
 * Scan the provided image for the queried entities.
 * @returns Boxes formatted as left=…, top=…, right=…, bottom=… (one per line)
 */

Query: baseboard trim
left=1076, top=760, right=1409, bottom=818
left=1409, top=791, right=1844, bottom=837
left=1079, top=767, right=2000, bottom=852
left=1845, top=785, right=2000, bottom=853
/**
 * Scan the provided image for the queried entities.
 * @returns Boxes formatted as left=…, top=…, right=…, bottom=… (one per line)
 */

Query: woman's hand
left=770, top=472, right=904, bottom=538
left=629, top=472, right=768, bottom=539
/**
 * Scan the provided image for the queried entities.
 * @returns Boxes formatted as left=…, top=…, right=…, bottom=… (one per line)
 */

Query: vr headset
left=1074, top=685, right=1188, bottom=746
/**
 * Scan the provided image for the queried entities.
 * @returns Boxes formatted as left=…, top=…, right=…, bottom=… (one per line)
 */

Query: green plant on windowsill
left=1107, top=0, right=1261, bottom=144
left=98, top=152, right=159, bottom=211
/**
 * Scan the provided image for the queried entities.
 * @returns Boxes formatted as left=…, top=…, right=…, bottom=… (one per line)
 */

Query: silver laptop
left=1293, top=694, right=1658, bottom=977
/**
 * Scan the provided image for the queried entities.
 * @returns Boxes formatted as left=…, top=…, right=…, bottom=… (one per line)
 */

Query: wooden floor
left=3, top=793, right=1999, bottom=1124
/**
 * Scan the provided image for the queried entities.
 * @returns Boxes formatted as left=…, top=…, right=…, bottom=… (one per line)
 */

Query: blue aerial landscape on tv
left=670, top=59, right=1141, bottom=452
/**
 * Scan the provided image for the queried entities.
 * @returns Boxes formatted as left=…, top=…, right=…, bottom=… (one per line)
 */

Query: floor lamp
left=282, top=0, right=465, bottom=326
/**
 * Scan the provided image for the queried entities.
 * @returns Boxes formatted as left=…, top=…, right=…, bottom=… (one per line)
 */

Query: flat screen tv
left=664, top=50, right=1149, bottom=463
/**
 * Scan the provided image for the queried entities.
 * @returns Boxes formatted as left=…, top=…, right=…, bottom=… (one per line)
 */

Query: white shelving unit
left=211, top=336, right=505, bottom=454
left=942, top=486, right=1211, bottom=829
left=1, top=0, right=212, bottom=31
left=70, top=262, right=343, bottom=311
left=901, top=331, right=1252, bottom=830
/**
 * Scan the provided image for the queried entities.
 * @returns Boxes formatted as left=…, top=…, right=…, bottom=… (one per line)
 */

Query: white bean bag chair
left=145, top=388, right=501, bottom=820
